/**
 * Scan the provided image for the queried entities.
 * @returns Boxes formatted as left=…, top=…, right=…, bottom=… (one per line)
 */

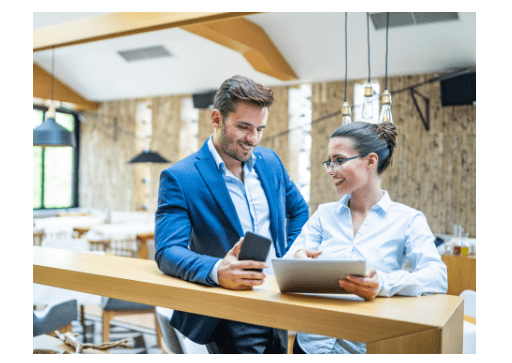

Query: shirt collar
left=207, top=135, right=256, bottom=174
left=338, top=190, right=392, bottom=213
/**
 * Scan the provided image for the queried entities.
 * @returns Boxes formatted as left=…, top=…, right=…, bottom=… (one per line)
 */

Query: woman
left=284, top=121, right=447, bottom=354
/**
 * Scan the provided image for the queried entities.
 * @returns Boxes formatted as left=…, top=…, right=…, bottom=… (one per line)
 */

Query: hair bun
left=375, top=122, right=397, bottom=150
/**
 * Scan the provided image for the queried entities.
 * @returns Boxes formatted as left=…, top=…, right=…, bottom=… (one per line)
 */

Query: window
left=33, top=106, right=79, bottom=209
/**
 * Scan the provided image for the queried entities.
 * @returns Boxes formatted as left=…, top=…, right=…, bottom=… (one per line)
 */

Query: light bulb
left=362, top=84, right=374, bottom=120
left=341, top=101, right=352, bottom=125
left=378, top=89, right=393, bottom=124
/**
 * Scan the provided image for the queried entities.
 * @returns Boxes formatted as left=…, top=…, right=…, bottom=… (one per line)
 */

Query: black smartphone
left=237, top=232, right=272, bottom=272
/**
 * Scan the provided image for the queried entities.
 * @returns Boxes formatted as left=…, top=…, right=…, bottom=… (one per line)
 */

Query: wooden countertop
left=33, top=246, right=463, bottom=353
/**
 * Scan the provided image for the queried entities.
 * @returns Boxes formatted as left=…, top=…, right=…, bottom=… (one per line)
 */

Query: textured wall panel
left=309, top=74, right=476, bottom=237
left=79, top=99, right=137, bottom=211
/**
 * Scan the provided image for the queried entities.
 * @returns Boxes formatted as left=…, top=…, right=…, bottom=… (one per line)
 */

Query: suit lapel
left=195, top=141, right=244, bottom=237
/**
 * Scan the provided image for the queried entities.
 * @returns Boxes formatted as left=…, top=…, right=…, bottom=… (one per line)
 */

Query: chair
left=155, top=307, right=208, bottom=354
left=108, top=236, right=138, bottom=257
left=33, top=298, right=78, bottom=337
left=101, top=297, right=162, bottom=348
left=33, top=229, right=45, bottom=246
left=460, top=289, right=476, bottom=354
left=87, top=236, right=138, bottom=258
left=33, top=238, right=104, bottom=335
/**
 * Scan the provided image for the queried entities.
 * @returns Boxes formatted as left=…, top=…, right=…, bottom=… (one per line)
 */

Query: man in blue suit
left=155, top=75, right=309, bottom=353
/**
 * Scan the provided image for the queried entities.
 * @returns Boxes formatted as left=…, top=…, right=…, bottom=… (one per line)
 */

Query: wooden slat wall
left=79, top=72, right=475, bottom=238
left=309, top=73, right=476, bottom=237
left=259, top=85, right=290, bottom=170
left=197, top=108, right=212, bottom=149
left=148, top=95, right=184, bottom=214
left=79, top=99, right=137, bottom=211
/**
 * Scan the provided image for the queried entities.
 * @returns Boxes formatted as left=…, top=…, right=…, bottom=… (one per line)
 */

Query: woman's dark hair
left=213, top=75, right=274, bottom=119
left=331, top=121, right=398, bottom=174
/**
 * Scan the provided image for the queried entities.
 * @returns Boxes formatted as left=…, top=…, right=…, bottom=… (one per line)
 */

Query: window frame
left=33, top=105, right=80, bottom=210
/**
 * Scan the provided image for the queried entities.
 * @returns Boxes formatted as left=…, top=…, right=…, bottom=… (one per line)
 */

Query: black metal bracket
left=409, top=88, right=430, bottom=131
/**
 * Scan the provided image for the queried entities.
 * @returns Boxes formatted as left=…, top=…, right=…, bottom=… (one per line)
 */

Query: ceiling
left=33, top=12, right=476, bottom=104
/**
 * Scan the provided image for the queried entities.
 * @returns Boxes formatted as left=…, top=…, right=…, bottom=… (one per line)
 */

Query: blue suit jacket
left=154, top=139, right=309, bottom=344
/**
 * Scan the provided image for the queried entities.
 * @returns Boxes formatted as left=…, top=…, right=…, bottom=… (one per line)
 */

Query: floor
left=83, top=305, right=156, bottom=330
left=77, top=305, right=162, bottom=354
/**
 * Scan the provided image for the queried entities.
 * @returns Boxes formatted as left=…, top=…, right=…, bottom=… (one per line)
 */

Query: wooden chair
left=33, top=229, right=45, bottom=246
left=88, top=239, right=111, bottom=253
left=101, top=297, right=161, bottom=348
left=108, top=236, right=138, bottom=258
left=88, top=236, right=138, bottom=258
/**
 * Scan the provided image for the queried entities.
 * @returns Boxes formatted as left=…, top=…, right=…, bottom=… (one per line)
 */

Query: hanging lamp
left=33, top=48, right=76, bottom=147
left=379, top=12, right=393, bottom=124
left=128, top=149, right=170, bottom=163
left=341, top=12, right=352, bottom=125
left=362, top=12, right=374, bottom=120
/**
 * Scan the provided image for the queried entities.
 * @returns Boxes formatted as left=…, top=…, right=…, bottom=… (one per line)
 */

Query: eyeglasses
left=322, top=153, right=369, bottom=171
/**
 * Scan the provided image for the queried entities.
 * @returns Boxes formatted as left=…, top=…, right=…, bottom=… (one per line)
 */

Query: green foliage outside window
left=33, top=108, right=77, bottom=209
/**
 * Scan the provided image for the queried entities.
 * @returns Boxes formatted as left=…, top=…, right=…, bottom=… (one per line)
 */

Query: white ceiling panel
left=33, top=12, right=476, bottom=103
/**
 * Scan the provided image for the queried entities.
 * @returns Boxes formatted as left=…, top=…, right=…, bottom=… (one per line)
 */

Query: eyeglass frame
left=322, top=152, right=370, bottom=171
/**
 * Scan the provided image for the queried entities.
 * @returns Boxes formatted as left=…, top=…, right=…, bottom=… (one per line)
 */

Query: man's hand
left=217, top=238, right=268, bottom=290
left=338, top=267, right=379, bottom=300
left=293, top=248, right=322, bottom=259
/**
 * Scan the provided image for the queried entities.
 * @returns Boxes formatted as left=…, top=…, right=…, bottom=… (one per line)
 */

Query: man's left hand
left=338, top=267, right=379, bottom=300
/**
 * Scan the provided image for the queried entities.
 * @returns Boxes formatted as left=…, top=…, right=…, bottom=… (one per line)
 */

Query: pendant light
left=33, top=48, right=76, bottom=147
left=379, top=12, right=393, bottom=124
left=341, top=12, right=352, bottom=125
left=362, top=12, right=374, bottom=120
left=128, top=149, right=170, bottom=163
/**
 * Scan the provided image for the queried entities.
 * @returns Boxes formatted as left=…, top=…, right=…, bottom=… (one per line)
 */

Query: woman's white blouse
left=283, top=191, right=448, bottom=354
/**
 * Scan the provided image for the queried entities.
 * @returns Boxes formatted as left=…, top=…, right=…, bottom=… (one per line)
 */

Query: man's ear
left=211, top=109, right=222, bottom=129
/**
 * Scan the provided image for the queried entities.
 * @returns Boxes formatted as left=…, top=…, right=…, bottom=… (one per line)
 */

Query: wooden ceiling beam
left=182, top=18, right=298, bottom=81
left=33, top=12, right=260, bottom=52
left=33, top=63, right=100, bottom=111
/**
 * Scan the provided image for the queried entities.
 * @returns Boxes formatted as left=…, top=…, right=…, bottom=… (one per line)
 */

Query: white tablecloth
left=33, top=216, right=104, bottom=239
left=84, top=222, right=155, bottom=241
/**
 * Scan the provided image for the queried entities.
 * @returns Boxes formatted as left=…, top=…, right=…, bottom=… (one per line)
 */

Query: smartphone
left=238, top=232, right=272, bottom=272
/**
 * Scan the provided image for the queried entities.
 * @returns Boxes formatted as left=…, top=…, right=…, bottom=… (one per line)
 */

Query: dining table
left=84, top=222, right=155, bottom=259
left=33, top=246, right=464, bottom=354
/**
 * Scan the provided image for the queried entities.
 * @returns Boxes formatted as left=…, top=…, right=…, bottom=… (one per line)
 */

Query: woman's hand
left=293, top=249, right=322, bottom=259
left=338, top=267, right=379, bottom=300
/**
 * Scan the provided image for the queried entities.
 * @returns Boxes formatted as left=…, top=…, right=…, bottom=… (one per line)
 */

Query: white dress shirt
left=284, top=191, right=448, bottom=354
left=207, top=136, right=276, bottom=284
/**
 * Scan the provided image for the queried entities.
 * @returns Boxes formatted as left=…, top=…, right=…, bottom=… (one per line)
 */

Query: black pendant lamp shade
left=128, top=149, right=170, bottom=163
left=33, top=47, right=75, bottom=148
left=33, top=105, right=76, bottom=147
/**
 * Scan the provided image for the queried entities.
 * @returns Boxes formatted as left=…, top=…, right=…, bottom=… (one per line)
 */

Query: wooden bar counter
left=33, top=246, right=463, bottom=353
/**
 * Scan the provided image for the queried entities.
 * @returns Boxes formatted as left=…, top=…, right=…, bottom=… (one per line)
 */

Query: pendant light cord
left=344, top=12, right=348, bottom=102
left=385, top=12, right=389, bottom=90
left=51, top=47, right=55, bottom=102
left=367, top=12, right=371, bottom=84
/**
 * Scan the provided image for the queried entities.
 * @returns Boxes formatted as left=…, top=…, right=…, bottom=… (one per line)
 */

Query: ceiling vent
left=117, top=45, right=172, bottom=62
left=370, top=12, right=459, bottom=30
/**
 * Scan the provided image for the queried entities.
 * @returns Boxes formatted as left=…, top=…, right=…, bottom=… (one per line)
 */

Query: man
left=155, top=75, right=309, bottom=353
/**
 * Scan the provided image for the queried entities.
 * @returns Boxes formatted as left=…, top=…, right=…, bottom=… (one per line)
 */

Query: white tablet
left=271, top=259, right=366, bottom=293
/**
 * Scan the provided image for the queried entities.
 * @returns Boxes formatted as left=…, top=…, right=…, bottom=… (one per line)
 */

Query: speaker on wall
left=440, top=72, right=476, bottom=106
left=193, top=91, right=217, bottom=109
